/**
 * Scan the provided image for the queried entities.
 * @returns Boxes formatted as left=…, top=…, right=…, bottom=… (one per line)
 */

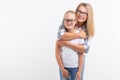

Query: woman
left=56, top=2, right=95, bottom=80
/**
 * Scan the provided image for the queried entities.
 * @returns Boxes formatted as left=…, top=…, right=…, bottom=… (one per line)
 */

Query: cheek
left=84, top=17, right=87, bottom=21
left=64, top=22, right=67, bottom=27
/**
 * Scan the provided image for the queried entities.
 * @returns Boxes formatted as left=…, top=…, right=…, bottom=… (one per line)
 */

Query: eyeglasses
left=77, top=10, right=87, bottom=16
left=64, top=19, right=76, bottom=22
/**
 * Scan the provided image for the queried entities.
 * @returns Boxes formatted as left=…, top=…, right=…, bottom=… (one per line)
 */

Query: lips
left=77, top=16, right=85, bottom=22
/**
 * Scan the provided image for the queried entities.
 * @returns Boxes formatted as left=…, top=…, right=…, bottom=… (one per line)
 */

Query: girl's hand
left=76, top=71, right=81, bottom=80
left=61, top=69, right=69, bottom=79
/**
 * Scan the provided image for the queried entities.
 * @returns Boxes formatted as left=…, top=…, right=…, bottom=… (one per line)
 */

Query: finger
left=56, top=43, right=59, bottom=46
left=76, top=74, right=80, bottom=80
left=76, top=77, right=80, bottom=80
left=63, top=74, right=66, bottom=78
left=66, top=72, right=69, bottom=78
left=66, top=74, right=69, bottom=79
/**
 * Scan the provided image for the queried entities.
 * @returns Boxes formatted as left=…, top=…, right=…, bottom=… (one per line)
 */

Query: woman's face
left=76, top=6, right=88, bottom=23
left=64, top=13, right=76, bottom=30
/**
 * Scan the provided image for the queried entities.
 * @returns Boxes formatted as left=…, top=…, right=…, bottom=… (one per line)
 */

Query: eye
left=64, top=19, right=76, bottom=22
left=77, top=10, right=87, bottom=15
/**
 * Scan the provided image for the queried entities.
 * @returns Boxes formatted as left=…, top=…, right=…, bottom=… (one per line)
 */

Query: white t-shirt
left=60, top=29, right=84, bottom=68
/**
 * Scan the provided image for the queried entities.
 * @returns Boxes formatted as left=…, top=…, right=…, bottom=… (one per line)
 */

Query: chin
left=67, top=28, right=72, bottom=30
left=67, top=27, right=72, bottom=29
left=78, top=20, right=85, bottom=23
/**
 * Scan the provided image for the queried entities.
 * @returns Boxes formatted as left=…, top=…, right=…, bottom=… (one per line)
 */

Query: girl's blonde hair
left=75, top=3, right=95, bottom=38
left=63, top=10, right=76, bottom=18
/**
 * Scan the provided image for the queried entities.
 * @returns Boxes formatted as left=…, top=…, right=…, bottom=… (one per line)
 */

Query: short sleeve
left=57, top=21, right=66, bottom=40
left=83, top=39, right=90, bottom=53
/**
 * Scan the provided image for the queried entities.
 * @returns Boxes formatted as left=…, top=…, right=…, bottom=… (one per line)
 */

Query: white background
left=0, top=0, right=119, bottom=80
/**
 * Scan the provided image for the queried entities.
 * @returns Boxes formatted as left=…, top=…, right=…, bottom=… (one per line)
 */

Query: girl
left=56, top=10, right=85, bottom=80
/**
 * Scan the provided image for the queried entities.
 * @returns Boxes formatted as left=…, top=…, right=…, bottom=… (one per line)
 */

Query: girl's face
left=64, top=13, right=76, bottom=30
left=76, top=6, right=88, bottom=23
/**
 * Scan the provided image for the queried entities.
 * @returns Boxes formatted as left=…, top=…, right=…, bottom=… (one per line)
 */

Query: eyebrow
left=78, top=10, right=87, bottom=13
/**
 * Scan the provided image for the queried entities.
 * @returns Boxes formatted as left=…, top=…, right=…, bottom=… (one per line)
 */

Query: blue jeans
left=59, top=56, right=85, bottom=80
left=59, top=67, right=78, bottom=80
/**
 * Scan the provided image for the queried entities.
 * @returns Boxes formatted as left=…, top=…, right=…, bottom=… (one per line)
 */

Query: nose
left=67, top=21, right=72, bottom=25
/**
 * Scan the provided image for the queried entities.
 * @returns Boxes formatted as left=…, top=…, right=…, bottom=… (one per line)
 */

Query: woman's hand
left=79, top=30, right=87, bottom=38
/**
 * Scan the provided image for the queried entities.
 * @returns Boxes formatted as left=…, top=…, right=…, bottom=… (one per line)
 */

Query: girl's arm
left=55, top=43, right=64, bottom=71
left=55, top=42, right=69, bottom=78
left=76, top=53, right=84, bottom=80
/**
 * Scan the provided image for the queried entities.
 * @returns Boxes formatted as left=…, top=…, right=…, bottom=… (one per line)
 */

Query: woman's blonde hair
left=75, top=3, right=95, bottom=38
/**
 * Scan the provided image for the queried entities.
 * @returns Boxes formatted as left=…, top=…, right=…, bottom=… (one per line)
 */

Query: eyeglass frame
left=77, top=10, right=88, bottom=16
left=63, top=19, right=76, bottom=23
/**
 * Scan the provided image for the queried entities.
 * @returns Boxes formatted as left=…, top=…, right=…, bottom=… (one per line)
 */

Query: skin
left=56, top=6, right=88, bottom=80
left=76, top=6, right=87, bottom=26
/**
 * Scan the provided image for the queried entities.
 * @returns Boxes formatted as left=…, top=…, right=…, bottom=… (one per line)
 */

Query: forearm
left=65, top=42, right=85, bottom=53
left=78, top=53, right=84, bottom=73
left=55, top=44, right=64, bottom=70
left=61, top=32, right=81, bottom=41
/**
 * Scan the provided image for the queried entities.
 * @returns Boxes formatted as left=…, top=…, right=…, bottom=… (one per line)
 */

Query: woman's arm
left=64, top=39, right=90, bottom=53
left=61, top=30, right=87, bottom=41
left=64, top=42, right=85, bottom=53
left=57, top=22, right=86, bottom=40
left=57, top=40, right=85, bottom=53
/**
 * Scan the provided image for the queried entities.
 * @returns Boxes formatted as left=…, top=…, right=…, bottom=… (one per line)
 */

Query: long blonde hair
left=75, top=3, right=95, bottom=38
